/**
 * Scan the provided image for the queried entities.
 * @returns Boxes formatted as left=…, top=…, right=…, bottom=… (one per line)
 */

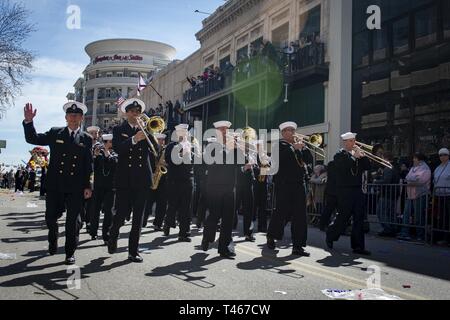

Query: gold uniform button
left=139, top=156, right=142, bottom=159
left=139, top=164, right=142, bottom=168
left=130, top=149, right=133, bottom=152
left=72, top=164, right=76, bottom=168
left=70, top=173, right=74, bottom=176
left=61, top=162, right=64, bottom=165
left=129, top=164, right=132, bottom=168
left=129, top=156, right=132, bottom=159
left=59, top=170, right=63, bottom=174
left=63, top=154, right=66, bottom=157
left=139, top=148, right=142, bottom=151
left=74, top=156, right=77, bottom=159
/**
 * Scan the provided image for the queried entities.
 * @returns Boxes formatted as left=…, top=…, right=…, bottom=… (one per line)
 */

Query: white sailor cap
left=87, top=126, right=101, bottom=133
left=438, top=148, right=450, bottom=156
left=279, top=122, right=297, bottom=131
left=121, top=98, right=146, bottom=113
left=341, top=132, right=357, bottom=140
left=175, top=124, right=189, bottom=131
left=63, top=101, right=88, bottom=115
left=102, top=134, right=113, bottom=141
left=213, top=121, right=232, bottom=129
left=155, top=133, right=167, bottom=140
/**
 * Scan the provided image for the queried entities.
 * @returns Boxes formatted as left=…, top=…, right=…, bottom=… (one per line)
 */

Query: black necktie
left=70, top=131, right=75, bottom=143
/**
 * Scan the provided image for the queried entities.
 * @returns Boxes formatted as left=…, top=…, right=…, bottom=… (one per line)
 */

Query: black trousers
left=254, top=181, right=268, bottom=232
left=90, top=187, right=115, bottom=241
left=164, top=182, right=193, bottom=237
left=45, top=191, right=83, bottom=257
left=267, top=183, right=308, bottom=248
left=81, top=198, right=93, bottom=224
left=109, top=188, right=147, bottom=256
left=153, top=182, right=168, bottom=228
left=241, top=182, right=255, bottom=236
left=203, top=186, right=235, bottom=254
left=326, top=188, right=365, bottom=250
left=193, top=180, right=208, bottom=225
left=143, top=189, right=157, bottom=227
left=320, top=193, right=338, bottom=230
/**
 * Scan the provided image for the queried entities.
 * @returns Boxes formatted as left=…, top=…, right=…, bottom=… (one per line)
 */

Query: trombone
left=354, top=141, right=393, bottom=169
left=136, top=115, right=165, bottom=156
left=293, top=133, right=326, bottom=158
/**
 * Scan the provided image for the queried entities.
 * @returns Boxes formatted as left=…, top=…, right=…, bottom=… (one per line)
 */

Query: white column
left=92, top=87, right=99, bottom=126
left=326, top=0, right=353, bottom=157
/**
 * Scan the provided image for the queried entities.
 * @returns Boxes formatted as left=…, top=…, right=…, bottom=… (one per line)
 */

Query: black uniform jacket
left=273, top=140, right=313, bottom=185
left=112, top=121, right=157, bottom=189
left=23, top=121, right=93, bottom=193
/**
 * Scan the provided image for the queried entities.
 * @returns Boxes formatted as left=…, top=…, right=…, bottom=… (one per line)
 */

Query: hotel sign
left=93, top=54, right=143, bottom=64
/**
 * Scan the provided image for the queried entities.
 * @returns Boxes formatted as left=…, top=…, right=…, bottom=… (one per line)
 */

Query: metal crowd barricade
left=431, top=187, right=450, bottom=245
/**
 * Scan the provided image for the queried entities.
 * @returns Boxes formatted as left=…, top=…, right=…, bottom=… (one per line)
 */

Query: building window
left=105, top=103, right=110, bottom=113
left=130, top=72, right=138, bottom=78
left=414, top=6, right=437, bottom=48
left=271, top=22, right=289, bottom=48
left=219, top=55, right=231, bottom=70
left=299, top=5, right=321, bottom=38
left=353, top=31, right=370, bottom=67
left=236, top=46, right=248, bottom=62
left=105, top=89, right=111, bottom=98
left=372, top=28, right=388, bottom=61
left=117, top=72, right=123, bottom=77
left=106, top=73, right=112, bottom=78
left=444, top=0, right=450, bottom=39
left=392, top=17, right=410, bottom=55
left=104, top=119, right=109, bottom=128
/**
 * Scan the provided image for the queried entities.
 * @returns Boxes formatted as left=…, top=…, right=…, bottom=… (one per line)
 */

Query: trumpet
left=354, top=141, right=393, bottom=169
left=293, top=133, right=326, bottom=158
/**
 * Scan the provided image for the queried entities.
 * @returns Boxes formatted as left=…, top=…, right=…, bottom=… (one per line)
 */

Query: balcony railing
left=183, top=41, right=326, bottom=105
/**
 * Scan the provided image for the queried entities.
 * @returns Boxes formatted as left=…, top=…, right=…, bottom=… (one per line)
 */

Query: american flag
left=116, top=95, right=126, bottom=106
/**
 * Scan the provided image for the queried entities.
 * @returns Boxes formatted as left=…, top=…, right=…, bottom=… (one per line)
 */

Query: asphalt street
left=1, top=190, right=450, bottom=300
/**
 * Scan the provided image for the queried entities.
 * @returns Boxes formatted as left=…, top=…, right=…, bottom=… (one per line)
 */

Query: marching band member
left=90, top=134, right=118, bottom=244
left=255, top=140, right=270, bottom=232
left=201, top=121, right=243, bottom=259
left=83, top=126, right=101, bottom=231
left=325, top=132, right=371, bottom=255
left=163, top=124, right=198, bottom=241
left=108, top=99, right=157, bottom=263
left=266, top=122, right=313, bottom=256
left=23, top=102, right=93, bottom=265
left=143, top=133, right=168, bottom=231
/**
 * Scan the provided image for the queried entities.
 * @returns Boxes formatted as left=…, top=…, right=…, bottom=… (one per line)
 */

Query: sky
left=0, top=0, right=225, bottom=166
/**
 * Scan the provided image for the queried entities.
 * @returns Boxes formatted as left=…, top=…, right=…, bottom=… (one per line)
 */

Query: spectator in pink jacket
left=398, top=153, right=431, bottom=242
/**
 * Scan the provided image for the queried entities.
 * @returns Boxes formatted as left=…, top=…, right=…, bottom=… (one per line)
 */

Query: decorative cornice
left=195, top=0, right=265, bottom=44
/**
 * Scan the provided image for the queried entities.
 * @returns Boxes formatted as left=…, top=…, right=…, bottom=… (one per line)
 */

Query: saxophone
left=151, top=147, right=168, bottom=190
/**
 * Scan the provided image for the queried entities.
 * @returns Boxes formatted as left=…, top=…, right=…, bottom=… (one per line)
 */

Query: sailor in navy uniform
left=23, top=101, right=93, bottom=265
left=326, top=132, right=372, bottom=256
left=201, top=121, right=244, bottom=259
left=107, top=99, right=158, bottom=263
left=163, top=124, right=198, bottom=242
left=266, top=122, right=313, bottom=256
left=83, top=126, right=101, bottom=231
left=90, top=134, right=118, bottom=244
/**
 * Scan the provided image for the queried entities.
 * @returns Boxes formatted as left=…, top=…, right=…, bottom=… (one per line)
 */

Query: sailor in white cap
left=266, top=121, right=313, bottom=257
left=90, top=133, right=118, bottom=243
left=161, top=124, right=198, bottom=241
left=108, top=97, right=158, bottom=263
left=23, top=101, right=93, bottom=265
left=255, top=140, right=271, bottom=232
left=201, top=120, right=245, bottom=259
left=325, top=131, right=371, bottom=256
left=143, top=132, right=168, bottom=231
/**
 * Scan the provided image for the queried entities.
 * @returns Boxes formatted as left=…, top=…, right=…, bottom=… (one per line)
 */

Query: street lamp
left=194, top=9, right=211, bottom=15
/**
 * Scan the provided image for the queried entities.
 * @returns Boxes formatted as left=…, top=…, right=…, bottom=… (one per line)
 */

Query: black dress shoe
left=266, top=236, right=276, bottom=250
left=163, top=225, right=170, bottom=236
left=178, top=236, right=192, bottom=243
left=91, top=235, right=98, bottom=241
left=201, top=240, right=209, bottom=252
left=128, top=254, right=143, bottom=263
left=65, top=256, right=76, bottom=265
left=219, top=251, right=236, bottom=259
left=108, top=240, right=117, bottom=254
left=153, top=224, right=163, bottom=232
left=49, top=241, right=58, bottom=256
left=292, top=247, right=311, bottom=257
left=326, top=238, right=334, bottom=249
left=353, top=249, right=371, bottom=256
left=245, top=235, right=256, bottom=242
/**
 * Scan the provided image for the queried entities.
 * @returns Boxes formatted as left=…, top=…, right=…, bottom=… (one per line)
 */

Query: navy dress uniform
left=108, top=99, right=157, bottom=262
left=163, top=124, right=197, bottom=241
left=326, top=132, right=371, bottom=255
left=23, top=101, right=93, bottom=264
left=255, top=148, right=270, bottom=232
left=90, top=134, right=118, bottom=243
left=201, top=121, right=243, bottom=259
left=267, top=122, right=313, bottom=256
